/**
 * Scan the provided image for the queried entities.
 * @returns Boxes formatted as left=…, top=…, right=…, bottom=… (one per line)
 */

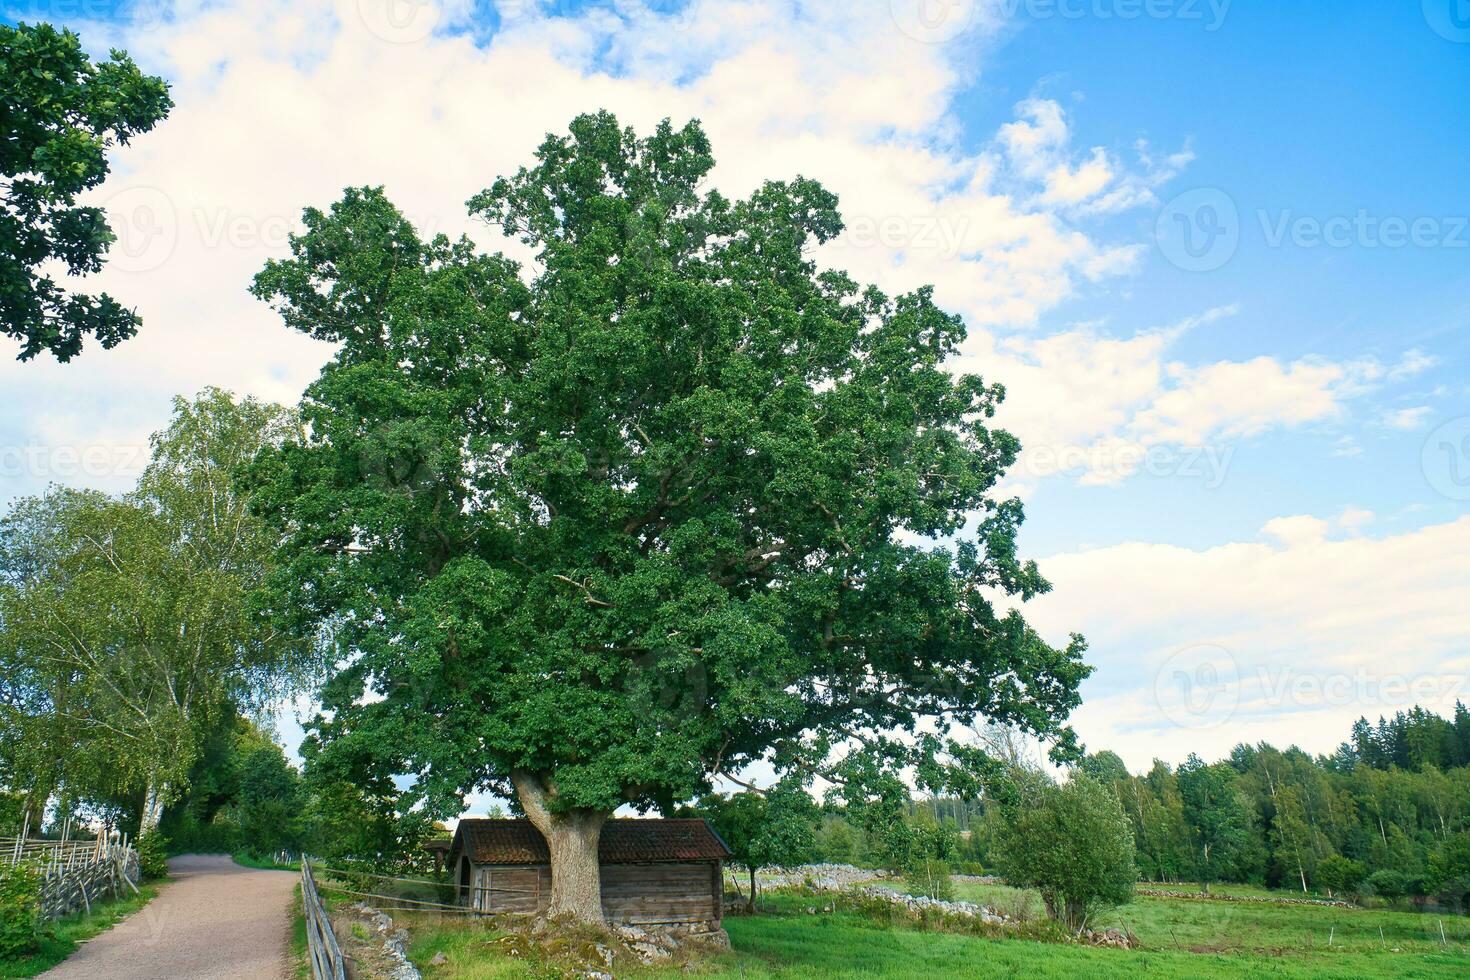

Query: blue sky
left=970, top=1, right=1470, bottom=551
left=3, top=1, right=1467, bottom=782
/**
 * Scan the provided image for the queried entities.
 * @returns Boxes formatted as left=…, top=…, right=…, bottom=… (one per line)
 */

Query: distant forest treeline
left=806, top=705, right=1470, bottom=907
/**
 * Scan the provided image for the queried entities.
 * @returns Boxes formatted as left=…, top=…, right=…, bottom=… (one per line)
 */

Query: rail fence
left=1, top=835, right=141, bottom=920
left=301, top=857, right=346, bottom=980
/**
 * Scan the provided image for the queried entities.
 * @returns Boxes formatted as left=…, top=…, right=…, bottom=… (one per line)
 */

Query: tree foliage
left=248, top=111, right=1088, bottom=918
left=995, top=773, right=1136, bottom=932
left=0, top=389, right=306, bottom=830
left=0, top=22, right=172, bottom=361
left=1074, top=705, right=1470, bottom=908
left=0, top=863, right=40, bottom=959
left=1175, top=754, right=1254, bottom=893
left=695, top=785, right=818, bottom=910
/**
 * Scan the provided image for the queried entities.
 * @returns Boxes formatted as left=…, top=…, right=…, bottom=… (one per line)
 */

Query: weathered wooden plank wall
left=469, top=861, right=722, bottom=924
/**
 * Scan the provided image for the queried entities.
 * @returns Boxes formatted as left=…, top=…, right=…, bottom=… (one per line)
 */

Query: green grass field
left=403, top=884, right=1469, bottom=979
left=0, top=883, right=159, bottom=979
left=932, top=879, right=1468, bottom=956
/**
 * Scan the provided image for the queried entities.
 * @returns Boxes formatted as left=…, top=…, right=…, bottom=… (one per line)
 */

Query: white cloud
left=1379, top=406, right=1432, bottom=430
left=1128, top=355, right=1377, bottom=446
left=962, top=304, right=1428, bottom=487
left=1023, top=516, right=1470, bottom=769
left=0, top=0, right=1185, bottom=505
left=1388, top=347, right=1437, bottom=381
left=1260, top=514, right=1330, bottom=547
left=995, top=97, right=1192, bottom=216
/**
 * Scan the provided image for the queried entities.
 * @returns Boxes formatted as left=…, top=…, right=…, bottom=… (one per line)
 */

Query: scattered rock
left=1083, top=927, right=1135, bottom=949
left=1135, top=887, right=1355, bottom=909
left=428, top=952, right=447, bottom=966
left=630, top=940, right=671, bottom=961
left=758, top=863, right=893, bottom=890
left=343, top=902, right=423, bottom=980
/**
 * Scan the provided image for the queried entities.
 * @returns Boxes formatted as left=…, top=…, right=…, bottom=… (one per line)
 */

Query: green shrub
left=903, top=856, right=955, bottom=901
left=0, top=863, right=42, bottom=959
left=1365, top=868, right=1408, bottom=903
left=162, top=818, right=242, bottom=855
left=996, top=774, right=1137, bottom=933
left=136, top=831, right=170, bottom=880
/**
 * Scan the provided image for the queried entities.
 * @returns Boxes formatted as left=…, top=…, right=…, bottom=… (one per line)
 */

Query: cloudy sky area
left=3, top=0, right=1468, bottom=788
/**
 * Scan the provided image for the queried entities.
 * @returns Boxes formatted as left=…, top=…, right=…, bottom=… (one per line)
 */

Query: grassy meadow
left=400, top=882, right=1469, bottom=979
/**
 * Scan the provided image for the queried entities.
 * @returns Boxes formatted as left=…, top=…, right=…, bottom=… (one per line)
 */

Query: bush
left=997, top=774, right=1137, bottom=933
left=903, top=856, right=955, bottom=901
left=162, top=818, right=243, bottom=856
left=0, top=863, right=42, bottom=959
left=136, top=831, right=170, bottom=880
left=1315, top=855, right=1364, bottom=898
left=1365, top=868, right=1408, bottom=903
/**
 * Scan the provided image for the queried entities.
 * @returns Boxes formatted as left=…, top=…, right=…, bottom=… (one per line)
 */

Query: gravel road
left=41, top=853, right=297, bottom=980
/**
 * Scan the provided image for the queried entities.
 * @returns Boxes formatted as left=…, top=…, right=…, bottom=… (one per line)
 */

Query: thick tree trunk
left=512, top=770, right=610, bottom=924
left=140, top=779, right=167, bottom=834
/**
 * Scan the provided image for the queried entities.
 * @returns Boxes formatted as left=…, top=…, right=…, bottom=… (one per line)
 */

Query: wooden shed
left=448, top=818, right=732, bottom=927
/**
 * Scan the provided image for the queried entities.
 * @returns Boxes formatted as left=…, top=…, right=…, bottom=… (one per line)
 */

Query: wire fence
left=305, top=861, right=539, bottom=920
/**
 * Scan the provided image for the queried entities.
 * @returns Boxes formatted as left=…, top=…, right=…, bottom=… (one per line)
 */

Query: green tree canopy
left=695, top=785, right=818, bottom=911
left=1, top=22, right=172, bottom=361
left=1176, top=754, right=1253, bottom=893
left=0, top=389, right=306, bottom=831
left=250, top=111, right=1089, bottom=921
left=996, top=773, right=1137, bottom=933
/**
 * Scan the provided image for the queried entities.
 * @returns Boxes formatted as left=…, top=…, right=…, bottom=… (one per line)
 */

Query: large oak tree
left=251, top=112, right=1089, bottom=922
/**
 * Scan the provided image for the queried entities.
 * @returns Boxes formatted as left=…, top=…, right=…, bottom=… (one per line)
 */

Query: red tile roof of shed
left=450, top=818, right=732, bottom=866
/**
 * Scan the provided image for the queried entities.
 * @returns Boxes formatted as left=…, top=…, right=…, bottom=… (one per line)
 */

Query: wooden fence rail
left=302, top=858, right=346, bottom=980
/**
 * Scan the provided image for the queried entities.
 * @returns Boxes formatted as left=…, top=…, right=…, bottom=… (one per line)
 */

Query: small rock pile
left=612, top=921, right=731, bottom=964
left=1082, top=927, right=1135, bottom=949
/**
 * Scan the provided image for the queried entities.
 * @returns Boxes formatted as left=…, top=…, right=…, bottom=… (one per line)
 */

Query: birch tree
left=0, top=389, right=305, bottom=830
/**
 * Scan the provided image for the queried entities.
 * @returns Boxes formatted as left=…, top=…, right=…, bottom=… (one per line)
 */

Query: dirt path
left=42, top=853, right=297, bottom=980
